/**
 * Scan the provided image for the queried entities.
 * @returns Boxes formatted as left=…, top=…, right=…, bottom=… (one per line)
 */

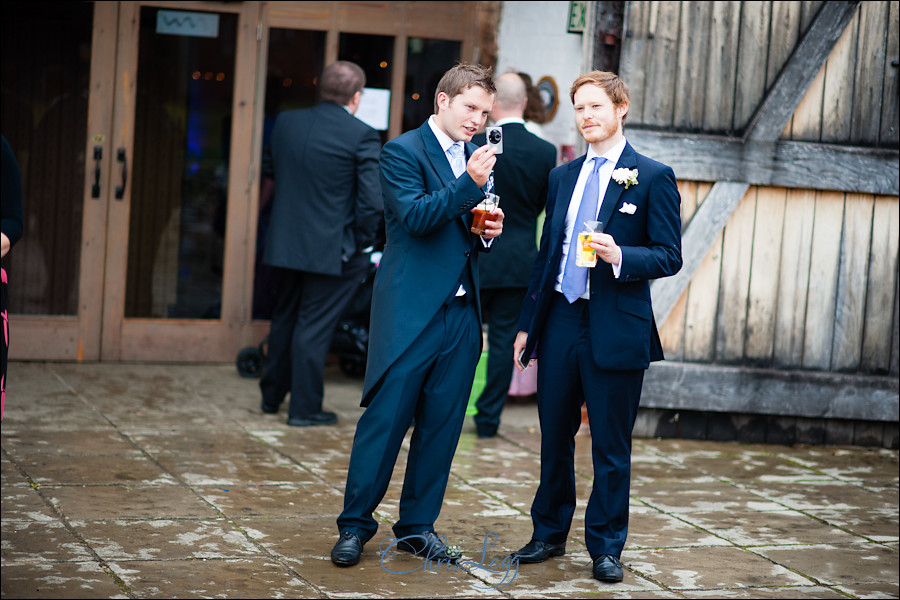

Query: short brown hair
left=434, top=63, right=496, bottom=114
left=570, top=71, right=630, bottom=122
left=318, top=61, right=366, bottom=105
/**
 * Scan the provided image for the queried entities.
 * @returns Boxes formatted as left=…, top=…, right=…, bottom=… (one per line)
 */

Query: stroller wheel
left=339, top=357, right=366, bottom=378
left=236, top=346, right=264, bottom=378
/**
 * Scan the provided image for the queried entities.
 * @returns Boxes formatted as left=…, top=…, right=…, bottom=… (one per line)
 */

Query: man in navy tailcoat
left=331, top=63, right=504, bottom=567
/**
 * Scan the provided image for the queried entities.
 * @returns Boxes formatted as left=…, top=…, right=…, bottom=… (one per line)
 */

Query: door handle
left=91, top=145, right=102, bottom=198
left=114, top=147, right=127, bottom=200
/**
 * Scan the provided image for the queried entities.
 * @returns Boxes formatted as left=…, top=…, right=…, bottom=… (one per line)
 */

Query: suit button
left=464, top=250, right=471, bottom=257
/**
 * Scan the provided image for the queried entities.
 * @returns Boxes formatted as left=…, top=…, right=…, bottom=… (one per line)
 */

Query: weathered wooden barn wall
left=610, top=1, right=899, bottom=447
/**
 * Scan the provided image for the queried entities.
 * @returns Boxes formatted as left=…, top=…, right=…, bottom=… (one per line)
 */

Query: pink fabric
left=508, top=363, right=537, bottom=396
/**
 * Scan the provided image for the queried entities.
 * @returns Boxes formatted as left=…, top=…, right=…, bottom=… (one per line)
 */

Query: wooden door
left=100, top=1, right=260, bottom=361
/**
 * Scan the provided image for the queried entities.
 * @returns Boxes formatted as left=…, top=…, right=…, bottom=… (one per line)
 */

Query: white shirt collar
left=428, top=115, right=460, bottom=154
left=586, top=137, right=627, bottom=168
left=492, top=117, right=525, bottom=126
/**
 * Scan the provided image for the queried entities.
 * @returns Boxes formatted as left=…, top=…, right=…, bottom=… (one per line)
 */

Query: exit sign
left=568, top=1, right=588, bottom=33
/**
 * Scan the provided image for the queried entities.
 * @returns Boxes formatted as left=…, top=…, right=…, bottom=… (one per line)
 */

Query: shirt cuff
left=612, top=257, right=622, bottom=279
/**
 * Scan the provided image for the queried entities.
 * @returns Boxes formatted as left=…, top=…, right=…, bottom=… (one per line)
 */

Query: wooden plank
left=715, top=187, right=757, bottom=362
left=785, top=56, right=825, bottom=141
left=893, top=268, right=900, bottom=377
left=672, top=1, right=712, bottom=130
left=267, top=0, right=334, bottom=28
left=620, top=0, right=650, bottom=123
left=703, top=0, right=741, bottom=132
left=626, top=129, right=900, bottom=195
left=747, top=0, right=860, bottom=141
left=773, top=188, right=816, bottom=367
left=861, top=196, right=900, bottom=373
left=732, top=0, right=770, bottom=132
left=652, top=181, right=749, bottom=324
left=800, top=1, right=826, bottom=34
left=831, top=193, right=874, bottom=370
left=642, top=0, right=681, bottom=127
left=658, top=287, right=687, bottom=360
left=802, top=191, right=844, bottom=370
left=684, top=225, right=722, bottom=363
left=642, top=360, right=899, bottom=421
left=767, top=2, right=802, bottom=90
left=745, top=187, right=787, bottom=364
left=819, top=6, right=859, bottom=143
left=880, top=0, right=899, bottom=147
left=678, top=179, right=699, bottom=226
left=658, top=180, right=700, bottom=359
left=850, top=1, right=889, bottom=145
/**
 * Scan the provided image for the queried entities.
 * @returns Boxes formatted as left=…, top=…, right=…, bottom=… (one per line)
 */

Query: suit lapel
left=597, top=142, right=638, bottom=232
left=548, top=157, right=586, bottom=261
left=420, top=122, right=456, bottom=188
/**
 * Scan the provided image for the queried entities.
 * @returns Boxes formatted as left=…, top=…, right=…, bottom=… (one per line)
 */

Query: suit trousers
left=531, top=292, right=643, bottom=559
left=337, top=295, right=481, bottom=542
left=474, top=287, right=527, bottom=437
left=260, top=254, right=370, bottom=419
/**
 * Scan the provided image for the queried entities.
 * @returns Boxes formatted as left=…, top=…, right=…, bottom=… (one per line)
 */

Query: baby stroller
left=235, top=253, right=378, bottom=379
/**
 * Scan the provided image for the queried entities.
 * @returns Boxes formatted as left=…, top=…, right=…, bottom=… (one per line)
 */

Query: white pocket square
left=619, top=202, right=637, bottom=215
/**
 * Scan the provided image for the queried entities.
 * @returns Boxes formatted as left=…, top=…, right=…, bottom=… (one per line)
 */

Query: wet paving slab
left=2, top=361, right=898, bottom=598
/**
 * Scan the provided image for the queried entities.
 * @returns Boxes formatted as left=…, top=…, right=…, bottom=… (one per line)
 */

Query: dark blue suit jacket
left=472, top=123, right=556, bottom=289
left=362, top=121, right=491, bottom=405
left=262, top=102, right=382, bottom=275
left=517, top=141, right=682, bottom=370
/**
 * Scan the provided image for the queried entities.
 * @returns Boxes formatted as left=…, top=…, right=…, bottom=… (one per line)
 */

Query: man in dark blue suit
left=259, top=61, right=383, bottom=427
left=331, top=63, right=504, bottom=567
left=471, top=72, right=556, bottom=439
left=509, top=71, right=682, bottom=583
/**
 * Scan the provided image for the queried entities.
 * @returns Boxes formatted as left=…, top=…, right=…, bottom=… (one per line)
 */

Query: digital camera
left=485, top=126, right=503, bottom=154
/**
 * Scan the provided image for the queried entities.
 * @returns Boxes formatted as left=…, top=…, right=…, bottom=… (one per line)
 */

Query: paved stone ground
left=1, top=361, right=898, bottom=599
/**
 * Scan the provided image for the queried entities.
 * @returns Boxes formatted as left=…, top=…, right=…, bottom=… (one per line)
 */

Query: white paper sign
left=355, top=88, right=391, bottom=131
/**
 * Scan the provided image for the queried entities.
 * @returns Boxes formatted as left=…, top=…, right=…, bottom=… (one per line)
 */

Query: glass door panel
left=339, top=33, right=394, bottom=145
left=125, top=6, right=238, bottom=320
left=402, top=38, right=460, bottom=133
left=1, top=1, right=93, bottom=316
left=250, top=28, right=326, bottom=322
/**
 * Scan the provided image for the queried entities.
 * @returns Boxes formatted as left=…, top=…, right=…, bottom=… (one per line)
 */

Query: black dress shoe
left=331, top=531, right=364, bottom=567
left=287, top=411, right=338, bottom=427
left=509, top=538, right=566, bottom=564
left=396, top=531, right=461, bottom=562
left=592, top=554, right=624, bottom=582
left=260, top=401, right=279, bottom=414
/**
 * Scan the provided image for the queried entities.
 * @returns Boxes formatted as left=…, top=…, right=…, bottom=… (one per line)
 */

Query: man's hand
left=466, top=145, right=496, bottom=187
left=476, top=206, right=504, bottom=240
left=589, top=232, right=621, bottom=266
left=513, top=330, right=532, bottom=371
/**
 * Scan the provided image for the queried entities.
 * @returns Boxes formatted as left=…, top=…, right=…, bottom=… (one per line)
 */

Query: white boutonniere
left=611, top=168, right=639, bottom=189
left=619, top=202, right=637, bottom=215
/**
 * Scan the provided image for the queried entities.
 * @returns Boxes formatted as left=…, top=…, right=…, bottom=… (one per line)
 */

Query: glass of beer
left=575, top=220, right=603, bottom=267
left=471, top=193, right=499, bottom=235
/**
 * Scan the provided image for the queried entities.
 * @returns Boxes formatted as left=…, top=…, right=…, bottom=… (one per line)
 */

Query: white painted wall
left=494, top=1, right=589, bottom=162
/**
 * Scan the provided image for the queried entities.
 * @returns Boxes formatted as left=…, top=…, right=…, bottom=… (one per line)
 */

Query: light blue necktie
left=561, top=156, right=606, bottom=303
left=447, top=143, right=465, bottom=178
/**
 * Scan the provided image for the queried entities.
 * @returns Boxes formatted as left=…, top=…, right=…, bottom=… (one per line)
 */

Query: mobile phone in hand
left=516, top=349, right=528, bottom=370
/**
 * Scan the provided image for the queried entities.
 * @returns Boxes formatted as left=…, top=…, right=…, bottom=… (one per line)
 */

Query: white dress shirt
left=427, top=116, right=492, bottom=296
left=554, top=138, right=626, bottom=299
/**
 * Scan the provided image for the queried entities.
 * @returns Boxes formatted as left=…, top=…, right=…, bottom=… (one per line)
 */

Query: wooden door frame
left=10, top=1, right=119, bottom=361
left=101, top=0, right=261, bottom=361
left=239, top=1, right=478, bottom=348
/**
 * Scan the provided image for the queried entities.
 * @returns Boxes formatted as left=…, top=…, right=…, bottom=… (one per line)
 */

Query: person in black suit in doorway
left=471, top=72, right=556, bottom=438
left=259, top=61, right=383, bottom=427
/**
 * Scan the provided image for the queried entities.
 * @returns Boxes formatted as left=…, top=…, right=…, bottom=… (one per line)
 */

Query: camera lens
left=489, top=130, right=501, bottom=143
